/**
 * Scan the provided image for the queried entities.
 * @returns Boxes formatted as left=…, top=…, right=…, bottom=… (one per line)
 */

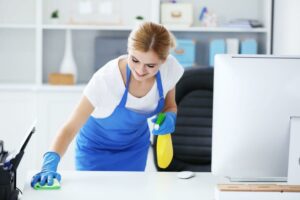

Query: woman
left=31, top=22, right=184, bottom=187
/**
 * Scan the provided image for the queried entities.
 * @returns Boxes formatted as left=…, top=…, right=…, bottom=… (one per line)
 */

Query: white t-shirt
left=84, top=54, right=184, bottom=118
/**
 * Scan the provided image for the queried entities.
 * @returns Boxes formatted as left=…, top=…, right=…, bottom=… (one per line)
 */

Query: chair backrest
left=153, top=67, right=214, bottom=171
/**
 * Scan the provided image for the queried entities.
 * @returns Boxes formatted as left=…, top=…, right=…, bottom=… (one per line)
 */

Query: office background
left=0, top=0, right=299, bottom=188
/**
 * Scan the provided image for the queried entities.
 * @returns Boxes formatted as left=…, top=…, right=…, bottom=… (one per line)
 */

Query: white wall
left=273, top=0, right=300, bottom=54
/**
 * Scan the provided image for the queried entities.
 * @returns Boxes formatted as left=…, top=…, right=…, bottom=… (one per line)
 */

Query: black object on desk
left=0, top=123, right=35, bottom=200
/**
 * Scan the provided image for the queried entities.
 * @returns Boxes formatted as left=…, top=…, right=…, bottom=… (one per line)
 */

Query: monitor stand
left=224, top=116, right=300, bottom=183
left=288, top=116, right=300, bottom=184
left=228, top=177, right=287, bottom=183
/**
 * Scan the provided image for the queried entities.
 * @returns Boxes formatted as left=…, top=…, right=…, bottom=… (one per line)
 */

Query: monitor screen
left=212, top=55, right=300, bottom=181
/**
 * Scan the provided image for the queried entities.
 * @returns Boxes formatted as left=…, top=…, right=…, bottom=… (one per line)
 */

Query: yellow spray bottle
left=155, top=113, right=173, bottom=169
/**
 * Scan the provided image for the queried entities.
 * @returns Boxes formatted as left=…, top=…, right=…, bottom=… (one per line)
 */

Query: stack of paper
left=222, top=19, right=263, bottom=29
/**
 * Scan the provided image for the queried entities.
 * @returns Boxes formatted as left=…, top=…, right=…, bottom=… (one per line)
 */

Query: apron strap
left=155, top=70, right=164, bottom=99
left=154, top=70, right=165, bottom=114
left=119, top=64, right=131, bottom=107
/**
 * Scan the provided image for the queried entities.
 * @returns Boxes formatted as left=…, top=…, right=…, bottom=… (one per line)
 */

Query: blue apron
left=75, top=65, right=165, bottom=171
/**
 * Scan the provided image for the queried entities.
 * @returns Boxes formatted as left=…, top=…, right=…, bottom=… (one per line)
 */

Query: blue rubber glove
left=152, top=112, right=177, bottom=135
left=31, top=152, right=61, bottom=187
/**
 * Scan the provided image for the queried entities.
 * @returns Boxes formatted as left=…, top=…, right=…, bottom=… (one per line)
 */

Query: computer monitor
left=212, top=55, right=300, bottom=182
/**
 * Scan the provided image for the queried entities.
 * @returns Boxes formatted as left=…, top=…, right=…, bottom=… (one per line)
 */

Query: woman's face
left=127, top=49, right=165, bottom=82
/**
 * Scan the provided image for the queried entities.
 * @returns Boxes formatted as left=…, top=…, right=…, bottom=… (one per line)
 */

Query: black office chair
left=153, top=67, right=214, bottom=172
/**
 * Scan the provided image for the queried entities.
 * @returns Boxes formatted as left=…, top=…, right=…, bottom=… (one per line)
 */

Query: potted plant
left=50, top=9, right=59, bottom=24
left=135, top=15, right=144, bottom=26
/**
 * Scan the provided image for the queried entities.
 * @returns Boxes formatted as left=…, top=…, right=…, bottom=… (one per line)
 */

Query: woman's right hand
left=31, top=151, right=61, bottom=187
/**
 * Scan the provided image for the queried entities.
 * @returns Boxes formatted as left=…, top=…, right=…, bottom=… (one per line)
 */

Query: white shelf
left=0, top=84, right=37, bottom=91
left=0, top=0, right=273, bottom=85
left=168, top=27, right=268, bottom=33
left=0, top=24, right=36, bottom=29
left=36, top=84, right=85, bottom=92
left=42, top=24, right=268, bottom=33
left=0, top=84, right=85, bottom=92
left=42, top=24, right=133, bottom=31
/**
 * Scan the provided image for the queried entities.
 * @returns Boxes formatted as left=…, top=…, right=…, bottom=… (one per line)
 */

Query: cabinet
left=35, top=88, right=83, bottom=170
left=0, top=89, right=37, bottom=188
left=0, top=86, right=83, bottom=188
left=273, top=0, right=300, bottom=55
left=0, top=0, right=273, bottom=85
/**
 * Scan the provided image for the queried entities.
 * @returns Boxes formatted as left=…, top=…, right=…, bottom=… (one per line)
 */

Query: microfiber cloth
left=33, top=179, right=61, bottom=190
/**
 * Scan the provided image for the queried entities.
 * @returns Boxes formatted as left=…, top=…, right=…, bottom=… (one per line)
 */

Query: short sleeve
left=160, top=55, right=184, bottom=95
left=83, top=71, right=107, bottom=108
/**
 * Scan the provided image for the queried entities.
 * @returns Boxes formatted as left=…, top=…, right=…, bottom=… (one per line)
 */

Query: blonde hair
left=128, top=22, right=176, bottom=60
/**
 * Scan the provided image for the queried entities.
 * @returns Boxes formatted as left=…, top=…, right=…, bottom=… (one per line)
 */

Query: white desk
left=21, top=171, right=224, bottom=200
left=215, top=189, right=300, bottom=200
left=21, top=171, right=300, bottom=200
left=216, top=190, right=300, bottom=200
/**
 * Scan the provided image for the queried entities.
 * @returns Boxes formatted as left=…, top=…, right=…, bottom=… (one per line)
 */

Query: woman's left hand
left=152, top=112, right=176, bottom=135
